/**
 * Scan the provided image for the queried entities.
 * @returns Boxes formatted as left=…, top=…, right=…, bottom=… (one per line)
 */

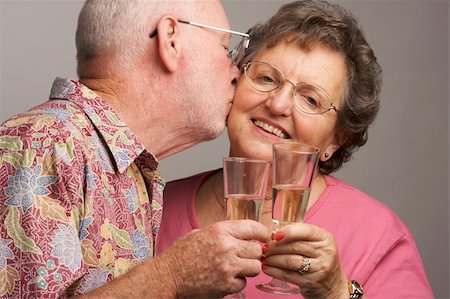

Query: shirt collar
left=49, top=77, right=158, bottom=173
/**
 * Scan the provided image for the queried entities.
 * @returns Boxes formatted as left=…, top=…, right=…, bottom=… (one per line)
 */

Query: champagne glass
left=223, top=157, right=270, bottom=298
left=223, top=157, right=270, bottom=222
left=256, top=142, right=320, bottom=295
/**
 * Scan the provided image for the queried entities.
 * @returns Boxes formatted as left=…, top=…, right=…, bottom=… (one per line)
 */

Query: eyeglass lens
left=244, top=62, right=335, bottom=114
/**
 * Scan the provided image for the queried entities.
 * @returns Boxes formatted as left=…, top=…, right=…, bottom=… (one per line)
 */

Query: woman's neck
left=196, top=171, right=226, bottom=227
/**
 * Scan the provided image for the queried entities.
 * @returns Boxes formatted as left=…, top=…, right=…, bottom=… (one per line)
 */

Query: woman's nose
left=265, top=83, right=294, bottom=116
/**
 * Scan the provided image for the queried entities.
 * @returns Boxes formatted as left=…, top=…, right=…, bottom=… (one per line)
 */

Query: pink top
left=157, top=169, right=434, bottom=298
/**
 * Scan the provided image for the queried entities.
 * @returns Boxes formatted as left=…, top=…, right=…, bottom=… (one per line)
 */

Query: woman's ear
left=155, top=16, right=181, bottom=72
left=321, top=143, right=340, bottom=162
left=321, top=132, right=345, bottom=162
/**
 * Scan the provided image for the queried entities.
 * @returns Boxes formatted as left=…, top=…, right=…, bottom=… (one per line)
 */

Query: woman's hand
left=262, top=223, right=349, bottom=299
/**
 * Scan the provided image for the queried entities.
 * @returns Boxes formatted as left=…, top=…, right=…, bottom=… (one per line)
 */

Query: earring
left=324, top=153, right=329, bottom=158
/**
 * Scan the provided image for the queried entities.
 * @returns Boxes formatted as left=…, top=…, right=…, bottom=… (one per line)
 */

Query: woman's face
left=227, top=39, right=347, bottom=163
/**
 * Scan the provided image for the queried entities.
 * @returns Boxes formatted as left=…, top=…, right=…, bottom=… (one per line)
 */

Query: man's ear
left=156, top=16, right=181, bottom=72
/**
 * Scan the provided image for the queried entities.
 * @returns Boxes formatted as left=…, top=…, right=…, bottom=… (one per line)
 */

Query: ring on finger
left=298, top=257, right=311, bottom=275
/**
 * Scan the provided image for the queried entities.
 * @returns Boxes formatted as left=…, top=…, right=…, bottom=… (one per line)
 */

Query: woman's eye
left=306, top=96, right=319, bottom=107
left=255, top=74, right=277, bottom=85
left=297, top=94, right=320, bottom=107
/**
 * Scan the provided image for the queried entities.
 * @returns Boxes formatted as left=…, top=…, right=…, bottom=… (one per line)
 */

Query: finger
left=236, top=258, right=263, bottom=278
left=274, top=223, right=328, bottom=243
left=262, top=256, right=314, bottom=287
left=263, top=254, right=312, bottom=273
left=227, top=276, right=247, bottom=295
left=265, top=239, right=319, bottom=258
left=267, top=224, right=334, bottom=257
left=226, top=220, right=271, bottom=243
left=262, top=264, right=304, bottom=287
left=233, top=239, right=264, bottom=260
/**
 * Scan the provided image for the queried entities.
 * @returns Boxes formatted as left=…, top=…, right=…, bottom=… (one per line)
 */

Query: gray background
left=0, top=0, right=448, bottom=298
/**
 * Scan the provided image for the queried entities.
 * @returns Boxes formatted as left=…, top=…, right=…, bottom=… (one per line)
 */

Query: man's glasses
left=243, top=61, right=340, bottom=115
left=150, top=19, right=250, bottom=65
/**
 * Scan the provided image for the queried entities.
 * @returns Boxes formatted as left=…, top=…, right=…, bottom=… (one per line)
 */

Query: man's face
left=178, top=0, right=240, bottom=142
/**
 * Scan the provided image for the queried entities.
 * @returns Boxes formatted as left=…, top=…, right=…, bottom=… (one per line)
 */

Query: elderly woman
left=156, top=1, right=433, bottom=298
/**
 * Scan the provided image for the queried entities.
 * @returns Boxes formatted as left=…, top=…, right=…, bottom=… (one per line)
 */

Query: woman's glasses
left=243, top=61, right=339, bottom=115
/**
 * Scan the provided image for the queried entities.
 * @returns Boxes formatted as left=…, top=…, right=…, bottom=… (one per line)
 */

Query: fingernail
left=262, top=243, right=269, bottom=254
left=273, top=231, right=284, bottom=241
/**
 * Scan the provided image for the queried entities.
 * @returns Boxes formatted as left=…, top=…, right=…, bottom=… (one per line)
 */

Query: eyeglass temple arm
left=150, top=19, right=250, bottom=39
left=149, top=29, right=158, bottom=38
left=177, top=20, right=249, bottom=37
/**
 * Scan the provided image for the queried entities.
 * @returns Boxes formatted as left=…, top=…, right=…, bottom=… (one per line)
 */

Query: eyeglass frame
left=149, top=19, right=250, bottom=64
left=242, top=61, right=340, bottom=115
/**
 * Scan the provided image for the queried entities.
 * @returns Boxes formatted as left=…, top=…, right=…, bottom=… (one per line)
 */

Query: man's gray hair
left=76, top=0, right=160, bottom=68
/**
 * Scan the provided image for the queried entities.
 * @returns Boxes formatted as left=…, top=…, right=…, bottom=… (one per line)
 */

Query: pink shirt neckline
left=186, top=169, right=339, bottom=229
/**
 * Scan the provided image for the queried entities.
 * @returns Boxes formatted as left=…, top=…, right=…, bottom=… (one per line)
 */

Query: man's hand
left=159, top=220, right=271, bottom=297
left=81, top=220, right=270, bottom=298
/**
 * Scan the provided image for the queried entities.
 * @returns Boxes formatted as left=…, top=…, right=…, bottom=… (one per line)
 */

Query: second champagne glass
left=256, top=142, right=320, bottom=295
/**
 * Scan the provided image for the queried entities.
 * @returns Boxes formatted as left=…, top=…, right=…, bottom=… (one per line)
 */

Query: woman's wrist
left=328, top=273, right=350, bottom=299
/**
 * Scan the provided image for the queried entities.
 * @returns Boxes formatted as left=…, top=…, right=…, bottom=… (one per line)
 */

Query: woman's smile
left=252, top=119, right=290, bottom=139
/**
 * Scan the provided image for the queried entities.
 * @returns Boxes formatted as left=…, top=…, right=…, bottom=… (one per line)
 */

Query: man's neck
left=79, top=76, right=206, bottom=161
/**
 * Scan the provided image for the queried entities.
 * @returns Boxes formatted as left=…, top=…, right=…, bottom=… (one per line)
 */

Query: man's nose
left=230, top=64, right=241, bottom=86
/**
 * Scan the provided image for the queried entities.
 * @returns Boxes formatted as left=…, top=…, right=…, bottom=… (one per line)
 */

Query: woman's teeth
left=253, top=120, right=288, bottom=139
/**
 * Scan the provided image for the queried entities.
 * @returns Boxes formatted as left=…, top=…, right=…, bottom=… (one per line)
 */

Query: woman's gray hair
left=241, top=0, right=382, bottom=174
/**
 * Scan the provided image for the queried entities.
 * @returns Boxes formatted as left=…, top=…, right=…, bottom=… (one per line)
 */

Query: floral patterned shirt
left=0, top=77, right=165, bottom=298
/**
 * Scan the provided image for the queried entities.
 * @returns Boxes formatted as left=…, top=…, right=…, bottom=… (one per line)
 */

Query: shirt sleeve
left=0, top=141, right=85, bottom=297
left=363, top=234, right=434, bottom=299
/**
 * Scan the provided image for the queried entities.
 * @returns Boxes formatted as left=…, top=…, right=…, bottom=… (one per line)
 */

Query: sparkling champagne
left=226, top=194, right=263, bottom=221
left=272, top=184, right=310, bottom=228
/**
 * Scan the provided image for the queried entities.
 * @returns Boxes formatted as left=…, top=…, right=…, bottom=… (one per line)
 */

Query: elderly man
left=0, top=0, right=269, bottom=297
